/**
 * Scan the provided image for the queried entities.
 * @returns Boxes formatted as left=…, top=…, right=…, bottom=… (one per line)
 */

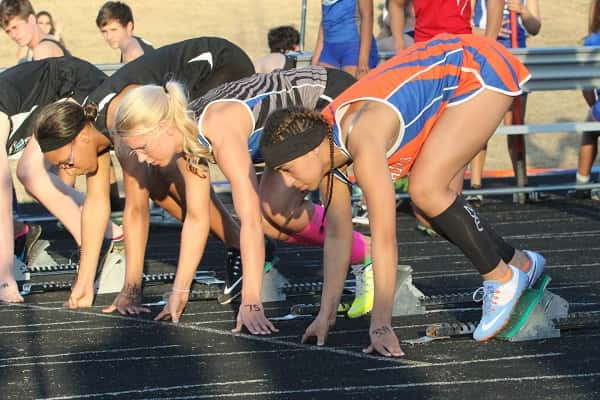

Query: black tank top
left=1, top=57, right=106, bottom=156
left=86, top=37, right=255, bottom=136
left=119, top=36, right=154, bottom=63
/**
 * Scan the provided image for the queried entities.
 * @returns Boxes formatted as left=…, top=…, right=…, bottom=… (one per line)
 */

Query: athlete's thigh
left=411, top=89, right=513, bottom=186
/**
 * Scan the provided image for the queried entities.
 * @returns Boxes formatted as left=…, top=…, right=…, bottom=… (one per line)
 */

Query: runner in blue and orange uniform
left=259, top=33, right=546, bottom=355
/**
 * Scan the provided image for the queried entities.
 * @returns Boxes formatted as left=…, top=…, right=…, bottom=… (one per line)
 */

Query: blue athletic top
left=473, top=0, right=528, bottom=48
left=585, top=33, right=600, bottom=117
left=322, top=0, right=361, bottom=44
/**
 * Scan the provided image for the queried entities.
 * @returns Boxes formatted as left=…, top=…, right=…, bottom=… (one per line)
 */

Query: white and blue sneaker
left=522, top=250, right=545, bottom=288
left=472, top=265, right=528, bottom=342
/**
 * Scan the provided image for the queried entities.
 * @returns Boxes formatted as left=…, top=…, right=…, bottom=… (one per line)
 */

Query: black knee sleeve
left=427, top=196, right=501, bottom=275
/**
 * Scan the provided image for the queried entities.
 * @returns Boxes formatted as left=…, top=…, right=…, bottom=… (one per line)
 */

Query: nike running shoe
left=472, top=265, right=528, bottom=342
left=347, top=262, right=374, bottom=318
left=218, top=239, right=279, bottom=305
left=522, top=250, right=545, bottom=288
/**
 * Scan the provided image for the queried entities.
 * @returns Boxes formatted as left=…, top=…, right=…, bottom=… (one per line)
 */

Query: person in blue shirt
left=312, top=0, right=379, bottom=79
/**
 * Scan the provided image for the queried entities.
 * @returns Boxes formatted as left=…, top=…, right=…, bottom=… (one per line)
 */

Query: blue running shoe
left=472, top=265, right=528, bottom=342
left=523, top=250, right=545, bottom=288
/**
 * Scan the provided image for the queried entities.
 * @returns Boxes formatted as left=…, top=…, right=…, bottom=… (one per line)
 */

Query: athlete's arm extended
left=201, top=102, right=264, bottom=302
left=103, top=147, right=151, bottom=315
left=155, top=156, right=211, bottom=323
left=75, top=151, right=112, bottom=298
left=345, top=101, right=402, bottom=355
left=301, top=172, right=354, bottom=345
left=201, top=101, right=277, bottom=334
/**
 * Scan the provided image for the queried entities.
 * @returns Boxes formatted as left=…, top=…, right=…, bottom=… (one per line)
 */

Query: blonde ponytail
left=113, top=80, right=213, bottom=176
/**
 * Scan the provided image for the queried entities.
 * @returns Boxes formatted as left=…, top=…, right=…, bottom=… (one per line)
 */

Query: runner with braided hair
left=260, top=33, right=546, bottom=355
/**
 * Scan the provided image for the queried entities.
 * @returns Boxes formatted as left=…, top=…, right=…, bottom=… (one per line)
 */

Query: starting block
left=26, top=239, right=58, bottom=267
left=392, top=265, right=426, bottom=316
left=13, top=256, right=28, bottom=282
left=261, top=263, right=289, bottom=302
left=496, top=274, right=569, bottom=341
left=94, top=240, right=126, bottom=294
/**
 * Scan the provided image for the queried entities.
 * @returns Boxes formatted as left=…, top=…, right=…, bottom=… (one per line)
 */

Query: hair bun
left=83, top=103, right=99, bottom=121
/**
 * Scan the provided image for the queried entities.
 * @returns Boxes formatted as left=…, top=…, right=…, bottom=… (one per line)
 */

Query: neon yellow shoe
left=347, top=263, right=374, bottom=318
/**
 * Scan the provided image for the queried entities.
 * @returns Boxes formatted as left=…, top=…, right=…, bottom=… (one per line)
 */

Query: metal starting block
left=26, top=239, right=58, bottom=267
left=261, top=266, right=289, bottom=302
left=392, top=265, right=426, bottom=316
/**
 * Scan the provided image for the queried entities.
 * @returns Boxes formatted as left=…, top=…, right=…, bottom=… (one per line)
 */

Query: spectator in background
left=469, top=0, right=541, bottom=205
left=575, top=0, right=600, bottom=200
left=17, top=10, right=67, bottom=61
left=36, top=11, right=66, bottom=47
left=0, top=0, right=70, bottom=63
left=96, top=1, right=154, bottom=64
left=312, top=0, right=379, bottom=79
left=375, top=0, right=414, bottom=53
left=254, top=25, right=300, bottom=73
left=97, top=1, right=154, bottom=209
left=387, top=0, right=505, bottom=49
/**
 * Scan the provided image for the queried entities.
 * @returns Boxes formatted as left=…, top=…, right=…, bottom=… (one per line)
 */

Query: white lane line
left=189, top=319, right=235, bottom=325
left=0, top=320, right=90, bottom=329
left=0, top=345, right=181, bottom=362
left=275, top=323, right=430, bottom=340
left=1, top=349, right=307, bottom=369
left=0, top=325, right=145, bottom=335
left=10, top=303, right=422, bottom=366
left=136, top=372, right=600, bottom=399
left=184, top=305, right=286, bottom=316
left=37, top=379, right=268, bottom=400
left=0, top=306, right=62, bottom=313
left=365, top=352, right=563, bottom=371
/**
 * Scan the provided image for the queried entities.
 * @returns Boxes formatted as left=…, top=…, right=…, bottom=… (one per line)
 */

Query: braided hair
left=261, top=107, right=335, bottom=232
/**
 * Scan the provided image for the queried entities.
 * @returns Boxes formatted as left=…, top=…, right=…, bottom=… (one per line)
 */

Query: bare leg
left=577, top=126, right=599, bottom=179
left=409, top=89, right=513, bottom=280
left=506, top=95, right=528, bottom=185
left=469, top=146, right=487, bottom=188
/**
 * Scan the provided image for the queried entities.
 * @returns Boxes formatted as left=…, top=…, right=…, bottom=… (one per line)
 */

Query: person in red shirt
left=387, top=0, right=504, bottom=49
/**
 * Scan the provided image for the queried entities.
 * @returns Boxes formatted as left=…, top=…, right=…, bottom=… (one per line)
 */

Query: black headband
left=260, top=124, right=328, bottom=169
left=37, top=115, right=86, bottom=153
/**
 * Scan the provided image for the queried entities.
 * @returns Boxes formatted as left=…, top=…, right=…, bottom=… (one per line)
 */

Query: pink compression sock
left=14, top=224, right=29, bottom=240
left=286, top=204, right=369, bottom=264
